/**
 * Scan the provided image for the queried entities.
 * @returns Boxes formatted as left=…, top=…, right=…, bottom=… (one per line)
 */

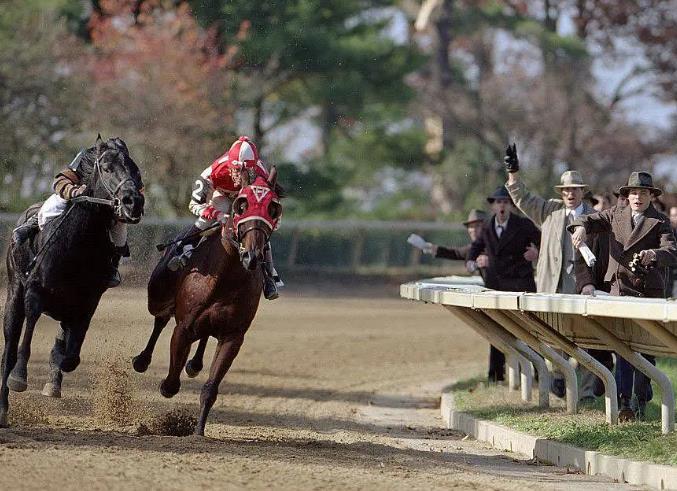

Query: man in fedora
left=465, top=186, right=541, bottom=381
left=426, top=209, right=488, bottom=261
left=570, top=171, right=677, bottom=419
left=504, top=144, right=598, bottom=400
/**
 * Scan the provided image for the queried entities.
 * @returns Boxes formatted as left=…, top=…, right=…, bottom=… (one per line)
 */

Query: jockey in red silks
left=168, top=136, right=283, bottom=300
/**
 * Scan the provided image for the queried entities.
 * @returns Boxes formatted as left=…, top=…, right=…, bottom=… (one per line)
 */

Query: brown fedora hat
left=554, top=170, right=587, bottom=191
left=462, top=209, right=487, bottom=226
left=618, top=171, right=662, bottom=197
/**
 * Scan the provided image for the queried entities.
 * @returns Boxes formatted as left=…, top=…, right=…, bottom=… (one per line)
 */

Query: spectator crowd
left=412, top=145, right=677, bottom=421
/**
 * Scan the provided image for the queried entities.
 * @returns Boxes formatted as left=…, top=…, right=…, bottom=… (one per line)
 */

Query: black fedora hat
left=618, top=171, right=662, bottom=197
left=584, top=190, right=598, bottom=206
left=462, top=209, right=487, bottom=226
left=487, top=186, right=512, bottom=204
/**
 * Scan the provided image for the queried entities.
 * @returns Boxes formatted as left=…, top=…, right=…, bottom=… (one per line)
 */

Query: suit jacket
left=467, top=213, right=540, bottom=292
left=570, top=204, right=677, bottom=298
left=574, top=230, right=610, bottom=293
left=507, top=178, right=595, bottom=293
left=667, top=226, right=677, bottom=297
left=435, top=243, right=471, bottom=261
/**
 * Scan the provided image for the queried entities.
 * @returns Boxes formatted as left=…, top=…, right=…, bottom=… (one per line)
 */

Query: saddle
left=18, top=202, right=43, bottom=225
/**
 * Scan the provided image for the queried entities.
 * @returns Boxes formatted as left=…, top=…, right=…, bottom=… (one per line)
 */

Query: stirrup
left=263, top=276, right=279, bottom=300
left=12, top=217, right=39, bottom=244
left=106, top=270, right=121, bottom=288
left=168, top=246, right=193, bottom=272
left=168, top=254, right=187, bottom=272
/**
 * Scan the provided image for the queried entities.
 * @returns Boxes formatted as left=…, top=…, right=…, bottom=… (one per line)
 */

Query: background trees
left=0, top=0, right=674, bottom=217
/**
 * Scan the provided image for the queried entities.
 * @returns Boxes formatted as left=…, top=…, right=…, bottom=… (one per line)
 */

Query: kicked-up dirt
left=0, top=288, right=641, bottom=490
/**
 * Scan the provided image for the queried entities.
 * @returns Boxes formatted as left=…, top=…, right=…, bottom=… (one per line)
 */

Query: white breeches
left=37, top=193, right=127, bottom=247
left=38, top=194, right=68, bottom=229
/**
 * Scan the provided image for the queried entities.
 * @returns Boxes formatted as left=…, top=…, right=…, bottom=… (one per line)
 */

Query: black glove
left=504, top=143, right=519, bottom=173
left=639, top=249, right=656, bottom=267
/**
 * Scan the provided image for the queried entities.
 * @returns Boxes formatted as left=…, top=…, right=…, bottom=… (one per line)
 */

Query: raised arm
left=503, top=144, right=560, bottom=227
left=435, top=244, right=471, bottom=261
left=506, top=176, right=561, bottom=228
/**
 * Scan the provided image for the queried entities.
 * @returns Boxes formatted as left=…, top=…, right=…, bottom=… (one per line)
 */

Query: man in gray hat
left=504, top=144, right=598, bottom=400
left=504, top=145, right=594, bottom=294
left=570, top=171, right=677, bottom=419
left=428, top=209, right=487, bottom=261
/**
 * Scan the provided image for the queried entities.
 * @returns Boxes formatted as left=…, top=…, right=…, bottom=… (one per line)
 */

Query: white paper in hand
left=407, top=233, right=428, bottom=250
left=579, top=244, right=596, bottom=267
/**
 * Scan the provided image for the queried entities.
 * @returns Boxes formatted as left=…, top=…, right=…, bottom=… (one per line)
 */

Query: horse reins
left=22, top=150, right=134, bottom=280
left=94, top=149, right=135, bottom=216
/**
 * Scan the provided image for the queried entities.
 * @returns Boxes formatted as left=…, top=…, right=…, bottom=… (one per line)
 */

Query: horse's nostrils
left=241, top=252, right=258, bottom=270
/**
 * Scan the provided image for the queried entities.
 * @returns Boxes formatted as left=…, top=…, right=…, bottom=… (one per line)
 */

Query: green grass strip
left=452, top=358, right=677, bottom=466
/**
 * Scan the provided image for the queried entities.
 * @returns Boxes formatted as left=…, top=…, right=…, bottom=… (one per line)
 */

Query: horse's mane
left=272, top=182, right=286, bottom=199
left=76, top=137, right=141, bottom=189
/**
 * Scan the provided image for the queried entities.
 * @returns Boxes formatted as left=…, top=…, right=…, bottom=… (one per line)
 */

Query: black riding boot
left=12, top=214, right=39, bottom=245
left=167, top=227, right=206, bottom=272
left=262, top=242, right=282, bottom=300
left=107, top=244, right=130, bottom=288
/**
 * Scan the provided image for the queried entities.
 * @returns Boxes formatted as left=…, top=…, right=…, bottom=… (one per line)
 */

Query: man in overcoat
left=429, top=209, right=487, bottom=261
left=570, top=172, right=677, bottom=419
left=503, top=145, right=599, bottom=399
left=504, top=152, right=594, bottom=294
left=466, top=186, right=541, bottom=381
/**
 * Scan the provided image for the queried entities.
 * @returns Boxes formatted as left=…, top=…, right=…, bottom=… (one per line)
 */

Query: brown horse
left=133, top=168, right=282, bottom=435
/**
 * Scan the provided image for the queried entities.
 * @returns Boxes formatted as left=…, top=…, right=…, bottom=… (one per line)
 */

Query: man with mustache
left=503, top=144, right=600, bottom=401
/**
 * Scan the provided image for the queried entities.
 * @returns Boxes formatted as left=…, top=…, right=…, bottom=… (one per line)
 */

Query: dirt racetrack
left=0, top=287, right=639, bottom=490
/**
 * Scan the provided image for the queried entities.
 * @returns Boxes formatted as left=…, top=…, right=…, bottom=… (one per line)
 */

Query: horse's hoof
left=185, top=360, right=202, bottom=378
left=159, top=380, right=180, bottom=398
left=8, top=374, right=28, bottom=393
left=59, top=356, right=80, bottom=373
left=41, top=382, right=62, bottom=398
left=0, top=412, right=8, bottom=428
left=132, top=354, right=151, bottom=373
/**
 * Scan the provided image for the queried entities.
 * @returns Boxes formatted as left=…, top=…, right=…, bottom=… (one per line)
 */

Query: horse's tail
left=147, top=249, right=179, bottom=318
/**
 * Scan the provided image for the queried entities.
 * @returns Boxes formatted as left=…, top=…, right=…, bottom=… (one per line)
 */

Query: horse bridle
left=92, top=149, right=137, bottom=216
left=224, top=218, right=272, bottom=256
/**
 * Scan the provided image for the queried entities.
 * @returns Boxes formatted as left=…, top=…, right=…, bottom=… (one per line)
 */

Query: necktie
left=496, top=224, right=503, bottom=238
left=633, top=214, right=644, bottom=230
left=566, top=212, right=575, bottom=274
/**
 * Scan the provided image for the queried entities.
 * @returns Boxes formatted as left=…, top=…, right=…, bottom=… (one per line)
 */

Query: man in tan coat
left=504, top=145, right=594, bottom=294
left=503, top=144, right=597, bottom=400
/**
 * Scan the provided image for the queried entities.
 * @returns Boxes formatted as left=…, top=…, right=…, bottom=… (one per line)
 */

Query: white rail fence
left=401, top=277, right=677, bottom=434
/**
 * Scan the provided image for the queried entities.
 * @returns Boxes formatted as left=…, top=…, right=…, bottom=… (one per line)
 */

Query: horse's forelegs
left=133, top=315, right=171, bottom=373
left=42, top=326, right=65, bottom=398
left=195, top=334, right=244, bottom=437
left=1, top=286, right=25, bottom=427
left=9, top=291, right=42, bottom=392
left=57, top=323, right=87, bottom=373
left=185, top=336, right=209, bottom=378
left=159, top=325, right=191, bottom=398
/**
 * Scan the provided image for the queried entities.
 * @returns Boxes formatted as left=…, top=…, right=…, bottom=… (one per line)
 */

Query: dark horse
left=132, top=168, right=282, bottom=436
left=1, top=136, right=144, bottom=427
